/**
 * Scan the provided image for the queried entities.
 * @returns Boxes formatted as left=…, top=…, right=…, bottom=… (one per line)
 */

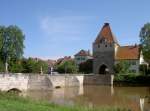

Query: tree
left=140, top=23, right=150, bottom=64
left=79, top=59, right=93, bottom=74
left=21, top=58, right=49, bottom=74
left=0, top=25, right=25, bottom=72
left=56, top=60, right=78, bottom=74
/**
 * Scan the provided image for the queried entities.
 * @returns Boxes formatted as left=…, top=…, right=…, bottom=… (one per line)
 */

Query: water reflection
left=24, top=86, right=150, bottom=111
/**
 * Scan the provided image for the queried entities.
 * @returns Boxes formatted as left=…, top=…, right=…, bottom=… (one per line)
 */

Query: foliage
left=0, top=59, right=5, bottom=72
left=79, top=59, right=93, bottom=74
left=0, top=57, right=49, bottom=74
left=0, top=91, right=130, bottom=111
left=9, top=59, right=23, bottom=73
left=140, top=23, right=150, bottom=64
left=0, top=25, right=25, bottom=63
left=139, top=64, right=150, bottom=75
left=114, top=74, right=150, bottom=86
left=114, top=61, right=130, bottom=74
left=56, top=60, right=78, bottom=73
left=21, top=58, right=49, bottom=74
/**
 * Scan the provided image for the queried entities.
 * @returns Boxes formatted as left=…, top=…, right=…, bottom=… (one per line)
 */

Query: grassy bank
left=0, top=92, right=130, bottom=111
left=114, top=74, right=150, bottom=86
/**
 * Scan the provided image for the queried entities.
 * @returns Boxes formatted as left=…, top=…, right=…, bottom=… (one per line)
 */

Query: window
left=82, top=58, right=85, bottom=60
left=77, top=58, right=80, bottom=60
left=105, top=45, right=107, bottom=47
left=98, top=44, right=100, bottom=48
left=130, top=61, right=136, bottom=65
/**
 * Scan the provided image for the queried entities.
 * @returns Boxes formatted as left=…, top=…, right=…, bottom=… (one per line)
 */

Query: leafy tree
left=79, top=59, right=93, bottom=74
left=140, top=23, right=150, bottom=64
left=0, top=25, right=25, bottom=72
left=57, top=60, right=78, bottom=74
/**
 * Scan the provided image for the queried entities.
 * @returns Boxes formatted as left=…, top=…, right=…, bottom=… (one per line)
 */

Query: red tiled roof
left=115, top=45, right=140, bottom=60
left=75, top=50, right=90, bottom=56
left=94, top=23, right=118, bottom=44
left=56, top=56, right=72, bottom=65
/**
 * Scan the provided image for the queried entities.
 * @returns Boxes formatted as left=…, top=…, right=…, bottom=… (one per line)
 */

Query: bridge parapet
left=0, top=73, right=113, bottom=91
left=0, top=74, right=29, bottom=91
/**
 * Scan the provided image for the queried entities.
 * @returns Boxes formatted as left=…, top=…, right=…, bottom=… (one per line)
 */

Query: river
left=23, top=86, right=150, bottom=111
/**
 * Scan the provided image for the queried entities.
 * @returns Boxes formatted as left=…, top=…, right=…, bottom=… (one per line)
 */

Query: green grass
left=0, top=91, right=130, bottom=111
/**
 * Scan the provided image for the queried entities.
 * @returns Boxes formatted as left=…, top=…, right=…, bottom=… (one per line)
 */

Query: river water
left=23, top=86, right=150, bottom=111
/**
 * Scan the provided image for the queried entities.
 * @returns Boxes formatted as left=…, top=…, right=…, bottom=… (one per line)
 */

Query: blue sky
left=0, top=0, right=150, bottom=60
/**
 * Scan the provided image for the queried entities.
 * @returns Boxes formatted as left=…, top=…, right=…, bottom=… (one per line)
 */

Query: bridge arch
left=7, top=88, right=22, bottom=93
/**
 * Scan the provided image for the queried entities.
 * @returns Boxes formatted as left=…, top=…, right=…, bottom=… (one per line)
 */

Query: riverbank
left=0, top=92, right=130, bottom=111
left=114, top=74, right=150, bottom=86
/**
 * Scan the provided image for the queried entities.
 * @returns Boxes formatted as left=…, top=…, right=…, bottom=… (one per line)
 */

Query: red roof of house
left=56, top=56, right=73, bottom=65
left=94, top=23, right=118, bottom=44
left=75, top=50, right=90, bottom=56
left=115, top=45, right=140, bottom=60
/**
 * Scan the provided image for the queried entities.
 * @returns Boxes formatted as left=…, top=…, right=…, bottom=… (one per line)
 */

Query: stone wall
left=83, top=74, right=113, bottom=85
left=0, top=74, right=29, bottom=91
left=0, top=74, right=113, bottom=91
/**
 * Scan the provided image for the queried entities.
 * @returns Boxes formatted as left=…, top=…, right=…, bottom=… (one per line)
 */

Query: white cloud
left=40, top=15, right=93, bottom=41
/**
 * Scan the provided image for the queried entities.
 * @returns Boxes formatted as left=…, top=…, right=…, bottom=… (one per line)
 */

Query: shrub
left=139, top=64, right=149, bottom=75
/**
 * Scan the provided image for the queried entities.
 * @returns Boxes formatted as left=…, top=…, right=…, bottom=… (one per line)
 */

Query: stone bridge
left=0, top=74, right=113, bottom=92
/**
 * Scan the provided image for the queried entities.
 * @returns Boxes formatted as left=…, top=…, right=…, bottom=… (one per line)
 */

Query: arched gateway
left=99, top=64, right=108, bottom=74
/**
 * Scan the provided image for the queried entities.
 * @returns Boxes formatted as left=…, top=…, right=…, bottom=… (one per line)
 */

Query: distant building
left=56, top=56, right=73, bottom=65
left=93, top=23, right=146, bottom=74
left=74, top=49, right=92, bottom=65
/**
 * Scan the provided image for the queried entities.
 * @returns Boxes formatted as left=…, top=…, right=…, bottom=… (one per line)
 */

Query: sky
left=0, top=0, right=150, bottom=60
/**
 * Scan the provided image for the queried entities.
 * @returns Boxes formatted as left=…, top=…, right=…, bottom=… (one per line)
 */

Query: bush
left=114, top=74, right=150, bottom=86
left=139, top=64, right=150, bottom=75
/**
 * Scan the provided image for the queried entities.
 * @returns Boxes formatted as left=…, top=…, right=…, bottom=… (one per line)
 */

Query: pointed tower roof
left=94, top=23, right=118, bottom=44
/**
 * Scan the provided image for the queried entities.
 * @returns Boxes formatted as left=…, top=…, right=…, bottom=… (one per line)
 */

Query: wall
left=0, top=74, right=113, bottom=91
left=0, top=74, right=29, bottom=91
left=93, top=42, right=115, bottom=74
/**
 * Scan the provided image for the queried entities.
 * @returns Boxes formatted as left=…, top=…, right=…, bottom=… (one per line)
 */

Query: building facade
left=74, top=50, right=92, bottom=65
left=93, top=23, right=145, bottom=74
